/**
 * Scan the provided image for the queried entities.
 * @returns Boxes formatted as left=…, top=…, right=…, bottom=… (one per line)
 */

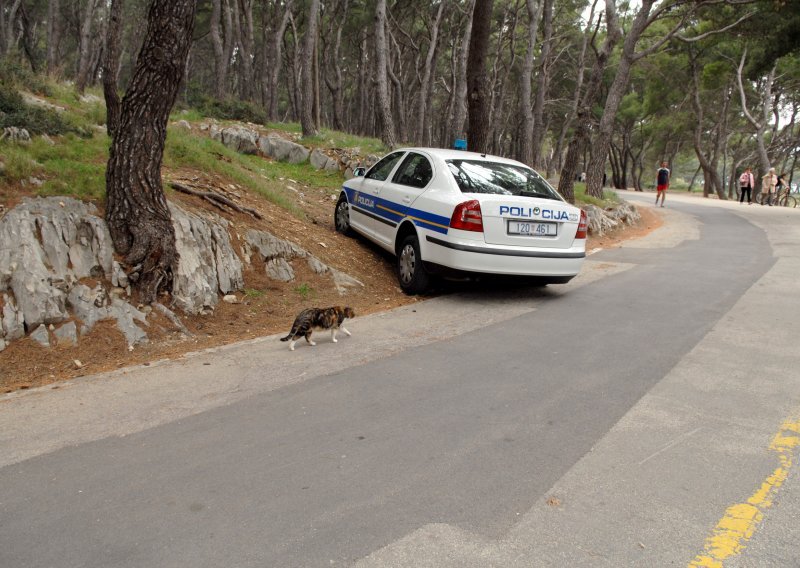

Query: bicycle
left=757, top=188, right=797, bottom=207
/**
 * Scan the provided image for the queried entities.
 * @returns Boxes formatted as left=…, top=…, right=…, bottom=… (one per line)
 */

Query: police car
left=334, top=148, right=587, bottom=294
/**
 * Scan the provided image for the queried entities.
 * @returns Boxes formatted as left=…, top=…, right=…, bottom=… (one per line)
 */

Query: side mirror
left=353, top=167, right=366, bottom=177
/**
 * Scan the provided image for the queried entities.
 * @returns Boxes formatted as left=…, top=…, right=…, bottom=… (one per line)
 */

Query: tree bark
left=374, top=0, right=397, bottom=148
left=466, top=0, right=494, bottom=153
left=322, top=0, right=348, bottom=131
left=517, top=0, right=541, bottom=165
left=46, top=0, right=62, bottom=75
left=450, top=0, right=474, bottom=146
left=530, top=0, right=553, bottom=168
left=105, top=0, right=197, bottom=304
left=557, top=0, right=620, bottom=203
left=300, top=0, right=321, bottom=136
left=76, top=0, right=101, bottom=93
left=103, top=0, right=124, bottom=140
left=210, top=0, right=234, bottom=99
left=415, top=1, right=445, bottom=146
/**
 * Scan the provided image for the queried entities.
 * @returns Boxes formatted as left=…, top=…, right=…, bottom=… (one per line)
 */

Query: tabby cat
left=280, top=306, right=355, bottom=351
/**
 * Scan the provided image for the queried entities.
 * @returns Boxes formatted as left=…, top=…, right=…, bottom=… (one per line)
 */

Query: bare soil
left=0, top=178, right=661, bottom=394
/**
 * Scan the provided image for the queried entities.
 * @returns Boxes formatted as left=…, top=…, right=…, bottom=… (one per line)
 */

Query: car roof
left=395, top=147, right=526, bottom=167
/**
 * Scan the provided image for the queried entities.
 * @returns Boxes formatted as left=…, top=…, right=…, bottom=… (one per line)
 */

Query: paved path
left=1, top=191, right=798, bottom=567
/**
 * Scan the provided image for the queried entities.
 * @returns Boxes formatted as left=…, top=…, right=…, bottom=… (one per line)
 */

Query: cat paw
left=343, top=330, right=352, bottom=337
left=332, top=338, right=338, bottom=342
left=309, top=341, right=316, bottom=346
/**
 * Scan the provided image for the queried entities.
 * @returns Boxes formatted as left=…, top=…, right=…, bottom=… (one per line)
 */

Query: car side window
left=392, top=153, right=433, bottom=189
left=366, top=152, right=405, bottom=181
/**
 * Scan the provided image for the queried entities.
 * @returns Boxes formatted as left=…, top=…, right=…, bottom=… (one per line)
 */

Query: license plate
left=507, top=220, right=558, bottom=236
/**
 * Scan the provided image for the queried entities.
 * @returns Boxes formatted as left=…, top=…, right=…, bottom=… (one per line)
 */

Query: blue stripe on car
left=343, top=186, right=450, bottom=234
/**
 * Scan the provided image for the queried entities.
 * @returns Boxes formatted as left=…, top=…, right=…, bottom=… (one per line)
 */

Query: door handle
left=402, top=196, right=412, bottom=204
left=373, top=188, right=380, bottom=195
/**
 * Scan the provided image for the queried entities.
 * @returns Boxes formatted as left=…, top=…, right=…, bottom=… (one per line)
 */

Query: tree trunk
left=263, top=1, right=291, bottom=121
left=46, top=0, right=62, bottom=75
left=76, top=0, right=101, bottom=93
left=466, top=0, right=495, bottom=153
left=300, top=0, right=321, bottom=136
left=557, top=0, right=620, bottom=203
left=517, top=0, right=541, bottom=165
left=530, top=0, right=553, bottom=168
left=374, top=0, right=397, bottom=148
left=552, top=0, right=596, bottom=176
left=103, top=0, right=124, bottom=140
left=105, top=0, right=197, bottom=304
left=323, top=0, right=348, bottom=131
left=414, top=1, right=445, bottom=146
left=585, top=0, right=656, bottom=199
left=450, top=0, right=474, bottom=146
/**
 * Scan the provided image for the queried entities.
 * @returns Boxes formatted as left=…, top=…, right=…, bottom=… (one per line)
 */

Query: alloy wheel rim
left=336, top=202, right=348, bottom=231
left=399, top=245, right=415, bottom=284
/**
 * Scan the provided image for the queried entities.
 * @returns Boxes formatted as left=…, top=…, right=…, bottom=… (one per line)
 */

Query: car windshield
left=446, top=160, right=562, bottom=201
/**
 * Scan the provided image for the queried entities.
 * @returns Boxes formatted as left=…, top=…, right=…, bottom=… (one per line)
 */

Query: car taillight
left=449, top=200, right=484, bottom=232
left=575, top=209, right=588, bottom=239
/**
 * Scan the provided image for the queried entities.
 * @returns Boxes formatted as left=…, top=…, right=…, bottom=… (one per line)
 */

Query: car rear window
left=446, top=160, right=562, bottom=201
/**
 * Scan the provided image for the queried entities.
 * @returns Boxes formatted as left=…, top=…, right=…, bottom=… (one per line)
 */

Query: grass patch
left=573, top=182, right=620, bottom=207
left=243, top=288, right=265, bottom=298
left=300, top=128, right=387, bottom=155
left=294, top=283, right=313, bottom=300
left=164, top=129, right=306, bottom=214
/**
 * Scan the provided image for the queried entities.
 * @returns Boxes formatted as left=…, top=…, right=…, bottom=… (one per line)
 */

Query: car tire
left=397, top=234, right=431, bottom=295
left=334, top=195, right=353, bottom=235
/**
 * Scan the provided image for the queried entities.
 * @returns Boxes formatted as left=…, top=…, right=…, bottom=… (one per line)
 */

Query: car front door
left=372, top=152, right=434, bottom=247
left=346, top=151, right=405, bottom=239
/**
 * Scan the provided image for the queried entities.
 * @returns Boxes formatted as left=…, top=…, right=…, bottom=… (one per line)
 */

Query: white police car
left=334, top=148, right=587, bottom=294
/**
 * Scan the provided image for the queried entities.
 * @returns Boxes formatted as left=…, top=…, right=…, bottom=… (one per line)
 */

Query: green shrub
left=0, top=82, right=79, bottom=136
left=189, top=94, right=268, bottom=125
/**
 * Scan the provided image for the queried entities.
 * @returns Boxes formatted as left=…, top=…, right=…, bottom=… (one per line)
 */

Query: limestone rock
left=54, top=321, right=78, bottom=346
left=0, top=197, right=116, bottom=331
left=1, top=294, right=25, bottom=341
left=1, top=127, right=31, bottom=144
left=211, top=125, right=258, bottom=154
left=310, top=148, right=338, bottom=171
left=258, top=135, right=310, bottom=164
left=222, top=294, right=238, bottom=304
left=265, top=258, right=295, bottom=282
left=243, top=229, right=307, bottom=264
left=30, top=325, right=50, bottom=348
left=0, top=338, right=5, bottom=352
left=170, top=203, right=244, bottom=315
left=175, top=120, right=192, bottom=131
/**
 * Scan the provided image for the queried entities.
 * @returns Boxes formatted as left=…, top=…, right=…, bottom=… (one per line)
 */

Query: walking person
left=656, top=161, right=670, bottom=207
left=761, top=167, right=778, bottom=206
left=739, top=167, right=754, bottom=204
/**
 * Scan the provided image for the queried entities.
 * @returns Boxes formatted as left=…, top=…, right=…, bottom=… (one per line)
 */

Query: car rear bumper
left=423, top=235, right=585, bottom=277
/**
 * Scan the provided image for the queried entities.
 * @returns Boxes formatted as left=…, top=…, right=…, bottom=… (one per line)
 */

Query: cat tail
left=280, top=333, right=293, bottom=342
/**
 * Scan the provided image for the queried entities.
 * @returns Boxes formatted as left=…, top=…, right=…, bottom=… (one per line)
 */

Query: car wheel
left=334, top=196, right=352, bottom=235
left=397, top=234, right=431, bottom=294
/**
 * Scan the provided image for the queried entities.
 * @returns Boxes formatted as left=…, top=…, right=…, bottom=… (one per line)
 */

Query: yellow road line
left=689, top=416, right=800, bottom=568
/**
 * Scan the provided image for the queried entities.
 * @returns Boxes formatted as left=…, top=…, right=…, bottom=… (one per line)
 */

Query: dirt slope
left=0, top=162, right=661, bottom=393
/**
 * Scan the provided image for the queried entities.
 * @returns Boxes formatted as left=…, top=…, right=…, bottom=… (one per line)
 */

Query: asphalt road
left=1, top=192, right=799, bottom=567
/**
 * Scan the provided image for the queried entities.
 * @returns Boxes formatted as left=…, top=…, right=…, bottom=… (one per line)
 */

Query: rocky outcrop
left=170, top=203, right=244, bottom=315
left=243, top=228, right=363, bottom=294
left=584, top=201, right=641, bottom=237
left=209, top=124, right=259, bottom=154
left=0, top=197, right=246, bottom=350
left=1, top=127, right=31, bottom=144
left=258, top=135, right=310, bottom=164
left=310, top=148, right=339, bottom=171
left=0, top=197, right=113, bottom=330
